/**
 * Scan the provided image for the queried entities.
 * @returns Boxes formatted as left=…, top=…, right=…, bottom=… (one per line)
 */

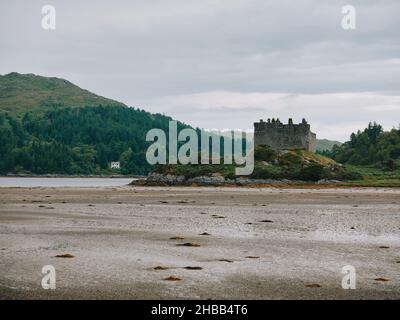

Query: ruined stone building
left=254, top=118, right=317, bottom=152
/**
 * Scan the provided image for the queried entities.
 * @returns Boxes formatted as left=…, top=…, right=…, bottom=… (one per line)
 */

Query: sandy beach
left=0, top=186, right=399, bottom=299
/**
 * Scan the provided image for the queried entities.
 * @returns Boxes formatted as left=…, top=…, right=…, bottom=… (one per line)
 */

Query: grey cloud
left=0, top=0, right=399, bottom=140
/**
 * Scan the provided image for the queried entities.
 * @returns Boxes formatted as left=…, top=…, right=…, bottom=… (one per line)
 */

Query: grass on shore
left=339, top=165, right=400, bottom=187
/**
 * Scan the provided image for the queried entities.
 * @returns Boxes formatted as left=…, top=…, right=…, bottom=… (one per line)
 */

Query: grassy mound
left=154, top=146, right=363, bottom=182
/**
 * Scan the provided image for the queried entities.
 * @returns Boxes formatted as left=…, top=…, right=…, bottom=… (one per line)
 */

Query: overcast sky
left=1, top=0, right=399, bottom=141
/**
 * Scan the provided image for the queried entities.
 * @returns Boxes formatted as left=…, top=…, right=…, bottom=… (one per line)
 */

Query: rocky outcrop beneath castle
left=138, top=173, right=228, bottom=186
left=146, top=173, right=186, bottom=185
left=131, top=173, right=342, bottom=186
left=188, top=175, right=227, bottom=185
left=130, top=147, right=355, bottom=187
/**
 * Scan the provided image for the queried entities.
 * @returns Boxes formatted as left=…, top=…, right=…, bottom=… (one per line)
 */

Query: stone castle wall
left=254, top=118, right=316, bottom=152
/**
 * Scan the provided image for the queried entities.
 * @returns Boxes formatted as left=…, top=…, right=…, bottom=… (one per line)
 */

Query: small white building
left=111, top=162, right=120, bottom=169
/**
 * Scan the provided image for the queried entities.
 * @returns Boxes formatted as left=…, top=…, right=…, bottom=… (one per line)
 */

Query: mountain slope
left=0, top=72, right=125, bottom=115
left=0, top=73, right=186, bottom=175
left=316, top=139, right=342, bottom=152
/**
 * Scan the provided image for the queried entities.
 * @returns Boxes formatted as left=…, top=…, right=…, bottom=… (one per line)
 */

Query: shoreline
left=131, top=173, right=400, bottom=189
left=0, top=174, right=145, bottom=178
left=1, top=175, right=400, bottom=189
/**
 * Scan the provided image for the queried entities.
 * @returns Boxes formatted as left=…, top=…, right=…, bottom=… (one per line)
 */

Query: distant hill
left=0, top=72, right=125, bottom=115
left=316, top=139, right=342, bottom=152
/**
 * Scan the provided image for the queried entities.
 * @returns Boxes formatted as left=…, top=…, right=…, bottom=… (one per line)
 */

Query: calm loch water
left=0, top=177, right=135, bottom=188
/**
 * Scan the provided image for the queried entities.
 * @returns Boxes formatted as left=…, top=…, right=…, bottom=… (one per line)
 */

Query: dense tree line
left=0, top=104, right=248, bottom=175
left=6, top=106, right=398, bottom=176
left=320, top=122, right=400, bottom=170
left=0, top=105, right=186, bottom=175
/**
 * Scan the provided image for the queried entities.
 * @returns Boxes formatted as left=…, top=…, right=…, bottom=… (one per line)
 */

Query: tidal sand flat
left=0, top=186, right=399, bottom=299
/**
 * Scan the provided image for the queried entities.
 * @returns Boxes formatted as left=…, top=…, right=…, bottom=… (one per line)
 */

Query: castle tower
left=254, top=118, right=317, bottom=152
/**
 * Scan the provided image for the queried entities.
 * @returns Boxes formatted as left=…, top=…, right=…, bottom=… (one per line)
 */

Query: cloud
left=0, top=0, right=399, bottom=141
left=137, top=91, right=400, bottom=141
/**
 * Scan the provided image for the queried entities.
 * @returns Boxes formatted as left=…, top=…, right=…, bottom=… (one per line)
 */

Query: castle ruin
left=254, top=118, right=316, bottom=152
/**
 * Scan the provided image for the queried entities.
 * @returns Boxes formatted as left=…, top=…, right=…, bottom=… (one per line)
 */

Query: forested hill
left=0, top=73, right=187, bottom=175
left=3, top=73, right=396, bottom=176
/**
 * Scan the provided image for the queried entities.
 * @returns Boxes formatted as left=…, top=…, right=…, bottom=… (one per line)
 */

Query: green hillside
left=0, top=72, right=125, bottom=115
left=316, top=122, right=400, bottom=186
left=316, top=139, right=342, bottom=152
left=327, top=122, right=400, bottom=170
left=0, top=73, right=187, bottom=175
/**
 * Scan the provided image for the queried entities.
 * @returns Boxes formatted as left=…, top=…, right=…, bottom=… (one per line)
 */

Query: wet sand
left=0, top=186, right=399, bottom=299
